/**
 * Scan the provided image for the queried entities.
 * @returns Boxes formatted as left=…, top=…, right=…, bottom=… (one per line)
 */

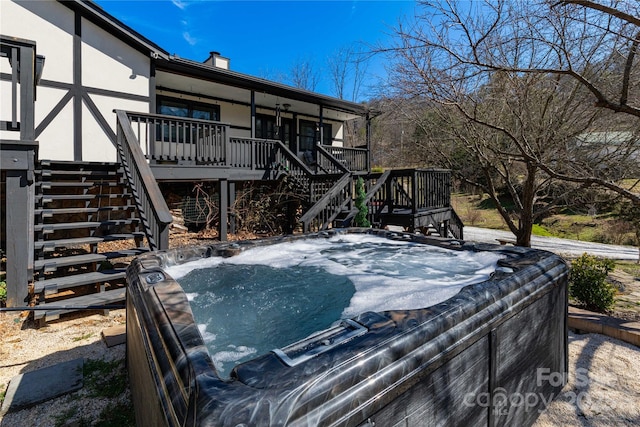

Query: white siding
left=81, top=17, right=149, bottom=96
left=1, top=1, right=150, bottom=161
left=38, top=101, right=74, bottom=160
left=1, top=1, right=74, bottom=84
left=221, top=102, right=250, bottom=128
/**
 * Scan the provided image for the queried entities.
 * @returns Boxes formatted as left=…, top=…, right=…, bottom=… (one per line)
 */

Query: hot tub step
left=34, top=253, right=107, bottom=273
left=33, top=269, right=127, bottom=296
left=34, top=233, right=145, bottom=252
left=33, top=288, right=126, bottom=323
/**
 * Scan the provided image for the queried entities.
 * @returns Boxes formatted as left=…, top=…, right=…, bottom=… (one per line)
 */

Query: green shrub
left=569, top=253, right=616, bottom=313
left=0, top=281, right=6, bottom=305
left=354, top=177, right=371, bottom=227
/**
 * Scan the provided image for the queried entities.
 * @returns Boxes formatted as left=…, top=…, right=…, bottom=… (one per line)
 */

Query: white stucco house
left=0, top=0, right=461, bottom=321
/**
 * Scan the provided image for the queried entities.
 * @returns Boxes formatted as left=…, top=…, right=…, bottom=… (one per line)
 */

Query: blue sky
left=95, top=0, right=417, bottom=100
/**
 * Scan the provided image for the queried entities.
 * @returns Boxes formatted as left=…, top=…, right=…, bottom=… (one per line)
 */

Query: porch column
left=228, top=182, right=236, bottom=234
left=1, top=140, right=38, bottom=307
left=366, top=112, right=371, bottom=172
left=250, top=91, right=256, bottom=139
left=218, top=179, right=228, bottom=241
left=318, top=105, right=324, bottom=146
left=19, top=45, right=35, bottom=141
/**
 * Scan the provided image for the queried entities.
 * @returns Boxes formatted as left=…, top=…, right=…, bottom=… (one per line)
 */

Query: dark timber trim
left=35, top=90, right=73, bottom=138
left=86, top=86, right=150, bottom=103
left=149, top=62, right=156, bottom=114
left=83, top=92, right=116, bottom=143
left=73, top=11, right=82, bottom=160
left=37, top=78, right=73, bottom=90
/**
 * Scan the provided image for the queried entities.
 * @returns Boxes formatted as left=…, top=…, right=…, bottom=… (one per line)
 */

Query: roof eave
left=159, top=56, right=369, bottom=116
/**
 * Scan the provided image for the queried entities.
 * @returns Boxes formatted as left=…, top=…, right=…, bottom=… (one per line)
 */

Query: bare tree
left=385, top=0, right=640, bottom=246
left=327, top=45, right=370, bottom=102
left=289, top=57, right=320, bottom=92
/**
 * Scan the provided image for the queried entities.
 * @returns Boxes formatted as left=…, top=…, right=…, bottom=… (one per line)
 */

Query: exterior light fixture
left=35, top=55, right=45, bottom=84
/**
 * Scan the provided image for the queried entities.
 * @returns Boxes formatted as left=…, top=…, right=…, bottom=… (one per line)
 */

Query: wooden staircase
left=32, top=160, right=148, bottom=324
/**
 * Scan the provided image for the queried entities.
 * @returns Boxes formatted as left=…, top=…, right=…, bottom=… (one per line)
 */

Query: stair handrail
left=272, top=141, right=315, bottom=176
left=360, top=170, right=391, bottom=226
left=115, top=109, right=172, bottom=250
left=299, top=172, right=353, bottom=232
left=315, top=144, right=351, bottom=175
left=270, top=141, right=353, bottom=232
left=448, top=207, right=464, bottom=240
left=363, top=170, right=391, bottom=204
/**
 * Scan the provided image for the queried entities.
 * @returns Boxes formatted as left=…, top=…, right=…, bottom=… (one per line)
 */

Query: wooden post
left=2, top=140, right=38, bottom=307
left=250, top=91, right=256, bottom=139
left=218, top=179, right=228, bottom=241
left=366, top=112, right=371, bottom=172
left=228, top=182, right=236, bottom=235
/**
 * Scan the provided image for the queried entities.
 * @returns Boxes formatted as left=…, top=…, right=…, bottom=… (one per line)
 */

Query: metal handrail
left=115, top=110, right=172, bottom=250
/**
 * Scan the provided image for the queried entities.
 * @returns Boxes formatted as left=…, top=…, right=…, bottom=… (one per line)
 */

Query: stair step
left=33, top=269, right=127, bottom=296
left=37, top=181, right=121, bottom=189
left=35, top=206, right=135, bottom=217
left=34, top=253, right=108, bottom=272
left=35, top=237, right=105, bottom=250
left=36, top=194, right=127, bottom=202
left=36, top=168, right=120, bottom=177
left=38, top=160, right=121, bottom=171
left=34, top=233, right=145, bottom=251
left=33, top=287, right=126, bottom=322
left=103, top=248, right=150, bottom=259
left=35, top=219, right=140, bottom=232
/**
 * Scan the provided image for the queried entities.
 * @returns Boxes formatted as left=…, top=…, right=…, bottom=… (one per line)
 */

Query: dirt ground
left=1, top=229, right=639, bottom=426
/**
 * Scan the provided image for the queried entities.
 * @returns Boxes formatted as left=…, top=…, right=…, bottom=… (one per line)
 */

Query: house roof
left=59, top=0, right=368, bottom=117
left=159, top=57, right=369, bottom=116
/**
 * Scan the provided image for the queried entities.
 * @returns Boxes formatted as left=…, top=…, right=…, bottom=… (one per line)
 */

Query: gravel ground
left=464, top=226, right=639, bottom=261
left=0, top=310, right=129, bottom=427
left=534, top=332, right=640, bottom=426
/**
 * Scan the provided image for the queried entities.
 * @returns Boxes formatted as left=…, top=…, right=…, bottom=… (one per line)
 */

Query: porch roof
left=158, top=56, right=369, bottom=119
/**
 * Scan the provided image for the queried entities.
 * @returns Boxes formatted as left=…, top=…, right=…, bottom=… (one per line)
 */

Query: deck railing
left=316, top=145, right=352, bottom=175
left=115, top=110, right=172, bottom=250
left=364, top=168, right=453, bottom=225
left=124, top=111, right=280, bottom=169
left=320, top=146, right=368, bottom=172
left=228, top=137, right=277, bottom=169
left=385, top=169, right=451, bottom=212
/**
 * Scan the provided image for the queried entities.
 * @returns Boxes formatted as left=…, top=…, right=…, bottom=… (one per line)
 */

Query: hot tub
left=126, top=229, right=568, bottom=427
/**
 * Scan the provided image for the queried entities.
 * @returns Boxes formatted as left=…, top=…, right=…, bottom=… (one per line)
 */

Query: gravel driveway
left=464, top=226, right=639, bottom=261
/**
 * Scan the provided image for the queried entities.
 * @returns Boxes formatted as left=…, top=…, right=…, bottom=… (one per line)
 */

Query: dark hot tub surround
left=126, top=229, right=568, bottom=427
